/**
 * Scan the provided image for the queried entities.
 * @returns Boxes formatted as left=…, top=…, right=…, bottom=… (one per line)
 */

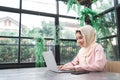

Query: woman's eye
left=78, top=37, right=82, bottom=39
left=76, top=36, right=83, bottom=40
left=80, top=37, right=82, bottom=39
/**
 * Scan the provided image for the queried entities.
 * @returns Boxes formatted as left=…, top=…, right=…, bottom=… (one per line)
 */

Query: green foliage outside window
left=60, top=40, right=79, bottom=64
left=0, top=38, right=18, bottom=63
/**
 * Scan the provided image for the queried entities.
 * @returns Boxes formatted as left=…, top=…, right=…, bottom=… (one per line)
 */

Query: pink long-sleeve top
left=65, top=43, right=107, bottom=71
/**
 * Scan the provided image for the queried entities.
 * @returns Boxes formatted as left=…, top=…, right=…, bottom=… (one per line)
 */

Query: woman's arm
left=58, top=55, right=79, bottom=70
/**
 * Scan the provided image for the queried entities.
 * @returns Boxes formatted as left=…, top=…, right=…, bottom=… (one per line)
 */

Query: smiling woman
left=58, top=25, right=107, bottom=72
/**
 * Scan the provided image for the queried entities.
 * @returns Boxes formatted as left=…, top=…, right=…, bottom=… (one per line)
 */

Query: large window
left=0, top=0, right=120, bottom=68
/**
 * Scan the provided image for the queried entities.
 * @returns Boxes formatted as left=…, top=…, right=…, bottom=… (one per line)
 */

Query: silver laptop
left=43, top=51, right=74, bottom=73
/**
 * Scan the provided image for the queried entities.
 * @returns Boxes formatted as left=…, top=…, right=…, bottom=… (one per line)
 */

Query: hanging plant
left=77, top=0, right=97, bottom=6
left=67, top=0, right=98, bottom=29
left=34, top=35, right=45, bottom=67
left=64, top=0, right=97, bottom=11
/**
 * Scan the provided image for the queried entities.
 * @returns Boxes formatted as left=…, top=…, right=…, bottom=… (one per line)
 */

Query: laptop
left=43, top=51, right=74, bottom=73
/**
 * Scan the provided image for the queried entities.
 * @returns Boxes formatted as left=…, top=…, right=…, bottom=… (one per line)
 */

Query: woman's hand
left=58, top=65, right=75, bottom=71
left=58, top=65, right=64, bottom=70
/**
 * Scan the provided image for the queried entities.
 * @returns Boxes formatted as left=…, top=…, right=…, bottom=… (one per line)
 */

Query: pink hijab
left=78, top=25, right=97, bottom=57
left=80, top=25, right=96, bottom=47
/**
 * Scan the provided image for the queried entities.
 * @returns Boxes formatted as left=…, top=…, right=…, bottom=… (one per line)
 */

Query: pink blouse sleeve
left=74, top=45, right=107, bottom=71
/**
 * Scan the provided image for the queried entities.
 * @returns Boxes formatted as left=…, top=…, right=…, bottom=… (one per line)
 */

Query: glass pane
left=0, top=38, right=18, bottom=63
left=0, top=11, right=19, bottom=36
left=60, top=40, right=79, bottom=64
left=59, top=1, right=78, bottom=17
left=20, top=39, right=55, bottom=63
left=98, top=37, right=118, bottom=60
left=119, top=0, right=120, bottom=4
left=97, top=11, right=117, bottom=38
left=22, top=0, right=56, bottom=14
left=0, top=0, right=19, bottom=8
left=21, top=13, right=55, bottom=38
left=92, top=0, right=114, bottom=13
left=20, top=39, right=35, bottom=63
left=59, top=18, right=80, bottom=39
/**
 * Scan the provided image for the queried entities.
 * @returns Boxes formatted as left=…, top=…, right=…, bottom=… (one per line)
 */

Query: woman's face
left=76, top=32, right=84, bottom=47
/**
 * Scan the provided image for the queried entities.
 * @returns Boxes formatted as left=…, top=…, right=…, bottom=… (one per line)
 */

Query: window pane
left=20, top=39, right=55, bottom=63
left=0, top=0, right=19, bottom=8
left=59, top=18, right=80, bottom=39
left=98, top=37, right=118, bottom=60
left=119, top=0, right=120, bottom=4
left=0, top=11, right=19, bottom=36
left=59, top=1, right=78, bottom=17
left=20, top=39, right=35, bottom=63
left=22, top=0, right=56, bottom=14
left=60, top=40, right=79, bottom=64
left=0, top=38, right=18, bottom=63
left=21, top=13, right=55, bottom=38
left=92, top=0, right=114, bottom=13
left=97, top=11, right=117, bottom=38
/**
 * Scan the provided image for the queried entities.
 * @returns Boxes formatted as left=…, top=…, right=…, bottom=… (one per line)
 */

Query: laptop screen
left=43, top=51, right=58, bottom=71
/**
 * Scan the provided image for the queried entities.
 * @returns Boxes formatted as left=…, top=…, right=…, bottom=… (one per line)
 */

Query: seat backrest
left=104, top=61, right=120, bottom=73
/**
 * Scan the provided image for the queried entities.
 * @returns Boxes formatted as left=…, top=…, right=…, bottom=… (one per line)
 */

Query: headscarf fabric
left=80, top=25, right=96, bottom=48
left=78, top=25, right=97, bottom=57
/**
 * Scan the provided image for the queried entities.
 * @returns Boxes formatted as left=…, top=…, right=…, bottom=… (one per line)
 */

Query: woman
left=58, top=25, right=107, bottom=72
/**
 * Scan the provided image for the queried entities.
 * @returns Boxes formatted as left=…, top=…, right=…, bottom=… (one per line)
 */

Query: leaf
left=67, top=0, right=75, bottom=13
left=93, top=0, right=98, bottom=2
left=77, top=2, right=81, bottom=16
